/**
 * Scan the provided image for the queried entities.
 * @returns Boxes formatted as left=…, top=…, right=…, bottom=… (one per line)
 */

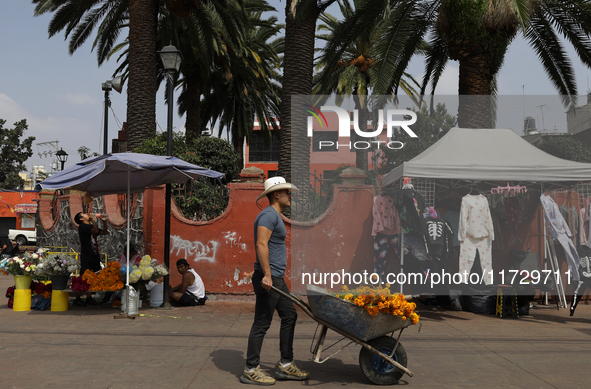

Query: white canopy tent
left=382, top=127, right=591, bottom=187
left=381, top=127, right=591, bottom=303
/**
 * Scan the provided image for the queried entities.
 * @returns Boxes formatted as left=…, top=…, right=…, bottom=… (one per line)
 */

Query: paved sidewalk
left=0, top=275, right=590, bottom=389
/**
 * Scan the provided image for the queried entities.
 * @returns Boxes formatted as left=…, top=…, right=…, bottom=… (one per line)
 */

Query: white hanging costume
left=458, top=194, right=495, bottom=284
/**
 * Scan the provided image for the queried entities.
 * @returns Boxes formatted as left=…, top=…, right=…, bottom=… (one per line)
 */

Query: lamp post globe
left=56, top=148, right=68, bottom=171
left=158, top=44, right=183, bottom=74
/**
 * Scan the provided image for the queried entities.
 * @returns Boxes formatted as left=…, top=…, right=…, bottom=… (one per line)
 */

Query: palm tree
left=32, top=0, right=255, bottom=148
left=314, top=0, right=422, bottom=171
left=323, top=0, right=591, bottom=128
left=277, top=0, right=338, bottom=183
left=33, top=0, right=160, bottom=150
left=200, top=5, right=283, bottom=168
left=157, top=0, right=251, bottom=142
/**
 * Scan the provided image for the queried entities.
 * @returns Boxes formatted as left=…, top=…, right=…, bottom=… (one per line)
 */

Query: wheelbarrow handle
left=270, top=285, right=313, bottom=313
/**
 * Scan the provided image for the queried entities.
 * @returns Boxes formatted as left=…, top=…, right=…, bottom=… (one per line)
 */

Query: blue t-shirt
left=254, top=206, right=287, bottom=278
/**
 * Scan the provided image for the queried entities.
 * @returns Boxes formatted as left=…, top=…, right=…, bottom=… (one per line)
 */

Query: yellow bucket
left=13, top=289, right=31, bottom=311
left=51, top=290, right=69, bottom=312
left=14, top=275, right=33, bottom=290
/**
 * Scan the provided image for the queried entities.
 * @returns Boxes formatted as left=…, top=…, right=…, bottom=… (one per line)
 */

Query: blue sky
left=1, top=0, right=591, bottom=176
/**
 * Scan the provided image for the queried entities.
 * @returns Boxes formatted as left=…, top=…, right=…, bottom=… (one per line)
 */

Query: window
left=312, top=131, right=338, bottom=152
left=248, top=132, right=279, bottom=162
left=21, top=214, right=35, bottom=229
left=323, top=170, right=337, bottom=181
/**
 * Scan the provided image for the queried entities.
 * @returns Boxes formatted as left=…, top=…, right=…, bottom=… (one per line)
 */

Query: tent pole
left=400, top=230, right=404, bottom=294
left=164, top=183, right=172, bottom=308
left=126, top=168, right=131, bottom=315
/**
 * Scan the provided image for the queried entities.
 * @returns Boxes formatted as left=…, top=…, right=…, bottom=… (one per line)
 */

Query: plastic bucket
left=14, top=275, right=33, bottom=290
left=121, top=286, right=140, bottom=315
left=13, top=289, right=31, bottom=311
left=51, top=290, right=69, bottom=311
left=149, top=284, right=164, bottom=307
left=51, top=275, right=70, bottom=291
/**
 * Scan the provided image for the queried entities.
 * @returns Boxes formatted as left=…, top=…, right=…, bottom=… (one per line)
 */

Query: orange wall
left=142, top=183, right=377, bottom=294
left=0, top=191, right=40, bottom=229
left=35, top=183, right=582, bottom=299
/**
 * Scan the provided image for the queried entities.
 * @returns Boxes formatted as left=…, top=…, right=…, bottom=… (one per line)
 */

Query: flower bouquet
left=333, top=284, right=420, bottom=324
left=71, top=275, right=90, bottom=292
left=121, top=255, right=169, bottom=296
left=0, top=251, right=42, bottom=276
left=35, top=253, right=80, bottom=276
left=82, top=262, right=125, bottom=291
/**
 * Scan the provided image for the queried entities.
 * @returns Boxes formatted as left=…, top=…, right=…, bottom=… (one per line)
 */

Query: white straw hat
left=256, top=176, right=299, bottom=201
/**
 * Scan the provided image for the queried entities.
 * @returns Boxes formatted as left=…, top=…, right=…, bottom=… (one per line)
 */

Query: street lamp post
left=101, top=76, right=123, bottom=155
left=158, top=44, right=182, bottom=308
left=55, top=148, right=69, bottom=171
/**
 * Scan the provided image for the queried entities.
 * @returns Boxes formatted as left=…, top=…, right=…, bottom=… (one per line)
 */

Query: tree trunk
left=232, top=127, right=245, bottom=171
left=184, top=71, right=202, bottom=143
left=278, top=0, right=320, bottom=220
left=127, top=0, right=159, bottom=151
left=353, top=93, right=368, bottom=171
left=457, top=54, right=494, bottom=128
left=278, top=0, right=319, bottom=183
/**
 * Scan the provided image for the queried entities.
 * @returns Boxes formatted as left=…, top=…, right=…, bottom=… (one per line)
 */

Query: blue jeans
left=246, top=271, right=297, bottom=368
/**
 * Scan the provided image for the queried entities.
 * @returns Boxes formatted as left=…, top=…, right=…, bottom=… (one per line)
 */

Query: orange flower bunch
left=82, top=262, right=124, bottom=291
left=334, top=284, right=420, bottom=324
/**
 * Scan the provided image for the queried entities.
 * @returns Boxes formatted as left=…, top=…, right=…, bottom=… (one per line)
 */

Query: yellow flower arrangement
left=82, top=261, right=124, bottom=291
left=334, top=284, right=420, bottom=324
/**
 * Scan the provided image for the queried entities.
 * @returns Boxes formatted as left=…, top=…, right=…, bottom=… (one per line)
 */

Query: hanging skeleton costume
left=540, top=194, right=580, bottom=282
left=458, top=194, right=495, bottom=284
left=570, top=246, right=591, bottom=316
left=424, top=217, right=454, bottom=261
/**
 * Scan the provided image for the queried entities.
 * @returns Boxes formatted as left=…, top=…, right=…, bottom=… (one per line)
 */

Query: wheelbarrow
left=271, top=284, right=414, bottom=385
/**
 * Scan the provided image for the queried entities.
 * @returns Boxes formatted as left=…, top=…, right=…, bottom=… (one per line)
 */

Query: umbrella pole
left=116, top=167, right=135, bottom=320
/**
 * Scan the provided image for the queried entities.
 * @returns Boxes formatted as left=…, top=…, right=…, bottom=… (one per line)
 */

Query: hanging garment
left=373, top=233, right=400, bottom=277
left=559, top=204, right=579, bottom=245
left=540, top=194, right=580, bottom=281
left=444, top=210, right=461, bottom=247
left=424, top=217, right=454, bottom=259
left=584, top=196, right=591, bottom=246
left=491, top=212, right=503, bottom=252
left=504, top=196, right=520, bottom=228
left=392, top=188, right=427, bottom=236
left=580, top=207, right=588, bottom=247
left=459, top=195, right=495, bottom=285
left=371, top=195, right=401, bottom=277
left=371, top=195, right=400, bottom=237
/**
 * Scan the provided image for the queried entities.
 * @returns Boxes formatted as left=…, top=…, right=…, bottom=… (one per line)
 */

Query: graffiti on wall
left=170, top=235, right=219, bottom=263
left=225, top=268, right=253, bottom=288
left=222, top=231, right=247, bottom=251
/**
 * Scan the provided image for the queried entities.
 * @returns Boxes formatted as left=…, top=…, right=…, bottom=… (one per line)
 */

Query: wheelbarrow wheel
left=359, top=337, right=407, bottom=385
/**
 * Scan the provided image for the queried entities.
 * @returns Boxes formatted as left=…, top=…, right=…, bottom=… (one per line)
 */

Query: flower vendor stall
left=40, top=153, right=223, bottom=316
left=1, top=251, right=169, bottom=312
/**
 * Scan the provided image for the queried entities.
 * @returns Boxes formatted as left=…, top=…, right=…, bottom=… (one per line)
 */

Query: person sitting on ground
left=0, top=236, right=13, bottom=257
left=168, top=258, right=207, bottom=306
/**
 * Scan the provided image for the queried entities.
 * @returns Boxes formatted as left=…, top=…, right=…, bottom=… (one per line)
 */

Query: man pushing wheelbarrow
left=241, top=177, right=309, bottom=386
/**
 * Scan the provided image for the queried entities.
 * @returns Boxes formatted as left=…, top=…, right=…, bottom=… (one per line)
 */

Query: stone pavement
left=0, top=274, right=590, bottom=389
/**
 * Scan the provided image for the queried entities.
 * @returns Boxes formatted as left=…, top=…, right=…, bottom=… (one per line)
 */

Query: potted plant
left=36, top=253, right=80, bottom=290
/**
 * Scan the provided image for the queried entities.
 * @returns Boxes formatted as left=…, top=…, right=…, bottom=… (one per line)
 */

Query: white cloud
left=0, top=93, right=101, bottom=171
left=58, top=92, right=100, bottom=107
